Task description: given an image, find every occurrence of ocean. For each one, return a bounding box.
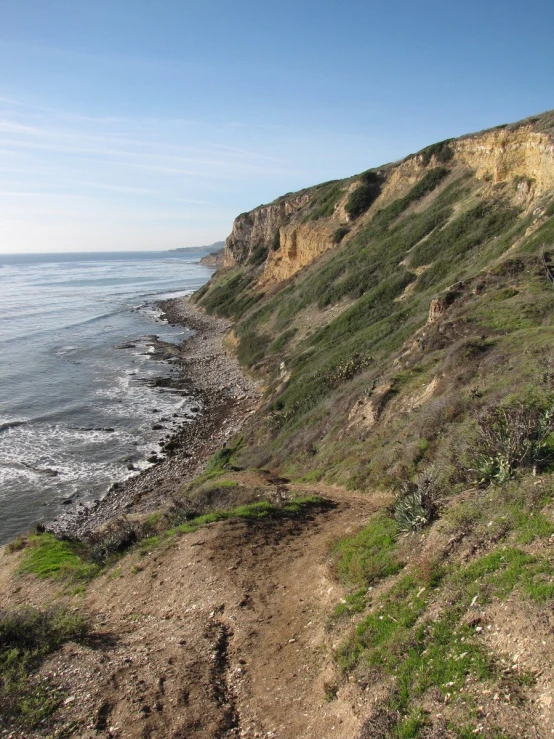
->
[0,250,215,544]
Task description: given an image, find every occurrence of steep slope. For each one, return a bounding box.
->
[4,110,554,739]
[189,109,554,735]
[219,112,554,286]
[194,110,554,490]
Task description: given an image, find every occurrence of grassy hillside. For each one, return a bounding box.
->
[194,120,554,490]
[4,111,554,739]
[190,112,554,735]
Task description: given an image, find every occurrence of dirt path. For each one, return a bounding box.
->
[215,485,387,739]
[3,485,387,738]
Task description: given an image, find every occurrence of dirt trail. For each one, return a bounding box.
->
[2,485,387,738]
[208,485,387,739]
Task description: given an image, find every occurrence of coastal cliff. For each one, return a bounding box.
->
[222,113,554,287]
[5,110,554,739]
[199,248,224,267]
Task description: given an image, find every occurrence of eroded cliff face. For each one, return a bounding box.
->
[223,192,311,268]
[223,120,554,286]
[262,221,335,284]
[455,126,554,195]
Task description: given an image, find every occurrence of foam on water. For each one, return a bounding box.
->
[0,250,214,543]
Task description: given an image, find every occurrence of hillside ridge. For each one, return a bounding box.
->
[222,112,554,286]
[4,109,554,738]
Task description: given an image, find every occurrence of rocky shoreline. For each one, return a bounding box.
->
[46,297,260,539]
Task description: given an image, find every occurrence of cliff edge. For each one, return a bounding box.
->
[4,110,554,739]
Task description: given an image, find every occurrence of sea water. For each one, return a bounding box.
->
[0,250,214,544]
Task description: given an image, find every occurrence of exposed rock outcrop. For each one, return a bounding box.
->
[428,296,450,324]
[348,382,395,430]
[262,221,336,284]
[455,127,554,195]
[222,118,554,289]
[200,249,224,268]
[427,286,463,323]
[223,192,311,267]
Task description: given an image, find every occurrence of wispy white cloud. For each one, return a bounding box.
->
[74,180,210,204]
[0,93,329,252]
[208,142,284,162]
[0,120,42,134]
[0,190,89,199]
[0,39,206,76]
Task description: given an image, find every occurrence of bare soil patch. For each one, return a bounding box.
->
[2,485,387,738]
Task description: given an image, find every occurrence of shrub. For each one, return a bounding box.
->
[237,330,269,366]
[467,396,554,485]
[0,606,89,653]
[345,176,381,219]
[204,438,243,474]
[248,243,269,266]
[410,200,520,269]
[205,443,238,474]
[308,181,345,220]
[5,537,27,553]
[85,518,137,565]
[199,270,259,319]
[269,327,297,353]
[0,606,90,730]
[332,226,350,244]
[394,474,437,532]
[372,167,450,232]
[418,139,454,166]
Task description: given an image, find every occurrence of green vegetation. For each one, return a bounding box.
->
[372,166,451,231]
[19,490,324,580]
[307,180,345,220]
[236,330,269,366]
[345,171,381,219]
[138,495,324,552]
[416,138,454,166]
[248,243,269,266]
[0,606,90,731]
[196,269,261,321]
[205,439,243,473]
[464,393,554,485]
[19,533,98,581]
[409,200,520,272]
[331,512,403,593]
[332,225,350,243]
[333,516,548,728]
[453,546,554,603]
[394,476,437,532]
[269,327,297,352]
[330,451,554,733]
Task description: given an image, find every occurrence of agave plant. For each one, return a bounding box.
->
[468,398,554,486]
[394,476,437,533]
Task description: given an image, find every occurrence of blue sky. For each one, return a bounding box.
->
[0,0,553,252]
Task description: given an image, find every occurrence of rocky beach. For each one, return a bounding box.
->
[46,297,260,539]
